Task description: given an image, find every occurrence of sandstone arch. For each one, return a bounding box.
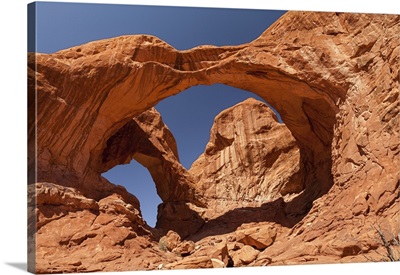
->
[29,8,399,221]
[29,11,399,272]
[30,12,345,199]
[30,9,398,211]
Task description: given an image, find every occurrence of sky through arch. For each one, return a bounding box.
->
[102,84,282,227]
[156,84,282,170]
[34,2,286,227]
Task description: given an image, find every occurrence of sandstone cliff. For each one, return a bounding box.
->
[28,10,399,273]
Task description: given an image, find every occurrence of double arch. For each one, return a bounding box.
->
[31,12,352,213]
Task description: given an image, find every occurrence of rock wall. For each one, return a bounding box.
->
[190,98,304,219]
[29,182,181,273]
[28,10,399,273]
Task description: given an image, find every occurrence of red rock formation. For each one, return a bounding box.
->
[30,182,166,273]
[28,10,399,273]
[102,108,201,204]
[158,231,181,252]
[190,98,304,219]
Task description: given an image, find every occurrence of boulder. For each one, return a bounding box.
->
[236,225,277,250]
[159,230,181,252]
[231,245,260,266]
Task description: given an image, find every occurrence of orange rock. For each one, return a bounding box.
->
[165,256,213,269]
[211,258,226,268]
[159,230,181,252]
[190,98,303,219]
[28,10,399,273]
[172,240,196,256]
[231,245,260,266]
[210,243,230,267]
[236,225,277,250]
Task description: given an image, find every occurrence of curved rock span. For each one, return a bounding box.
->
[28,11,399,273]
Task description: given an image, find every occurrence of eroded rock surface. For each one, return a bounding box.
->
[30,183,170,273]
[190,98,304,220]
[28,10,399,273]
[102,108,201,204]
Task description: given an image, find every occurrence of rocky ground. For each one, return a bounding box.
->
[28,11,399,273]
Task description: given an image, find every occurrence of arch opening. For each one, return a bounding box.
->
[101,159,161,227]
[31,34,342,237]
[99,82,331,234]
[155,83,283,169]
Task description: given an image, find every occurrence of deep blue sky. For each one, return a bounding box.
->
[33,2,285,227]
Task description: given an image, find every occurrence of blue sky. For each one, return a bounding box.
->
[33,2,285,227]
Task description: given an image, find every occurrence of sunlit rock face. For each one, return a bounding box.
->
[190,98,304,218]
[28,10,399,273]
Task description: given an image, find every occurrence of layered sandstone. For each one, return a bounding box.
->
[190,98,304,219]
[28,10,399,273]
[30,182,167,273]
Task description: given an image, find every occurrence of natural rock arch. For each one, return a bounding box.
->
[28,10,399,272]
[30,11,351,201]
[29,10,399,215]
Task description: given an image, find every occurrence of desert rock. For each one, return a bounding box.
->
[28,11,399,273]
[210,243,230,267]
[231,245,260,266]
[236,225,277,250]
[172,240,196,256]
[159,230,181,252]
[190,98,303,219]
